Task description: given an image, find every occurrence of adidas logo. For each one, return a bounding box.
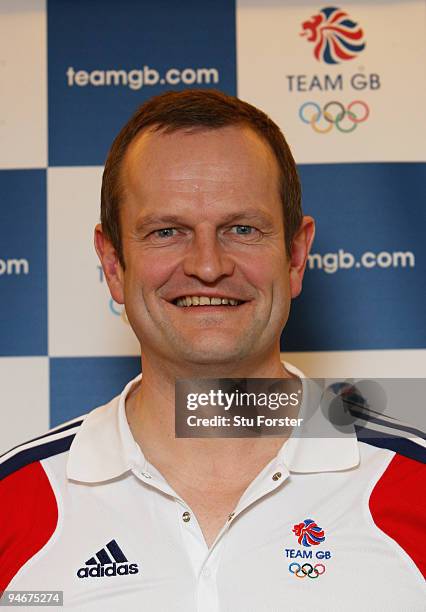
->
[77,539,139,579]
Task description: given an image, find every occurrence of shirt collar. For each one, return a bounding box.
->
[66,364,359,483]
[66,374,144,483]
[280,363,360,473]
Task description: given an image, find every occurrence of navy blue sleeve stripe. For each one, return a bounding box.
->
[0,419,84,460]
[349,407,425,440]
[0,434,77,481]
[356,426,426,464]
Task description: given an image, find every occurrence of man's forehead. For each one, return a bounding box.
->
[122,124,279,190]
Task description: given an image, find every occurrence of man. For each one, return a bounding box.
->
[1,90,424,610]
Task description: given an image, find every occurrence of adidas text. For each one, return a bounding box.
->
[77,562,139,578]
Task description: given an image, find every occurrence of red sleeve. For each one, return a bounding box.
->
[0,462,58,590]
[369,453,426,577]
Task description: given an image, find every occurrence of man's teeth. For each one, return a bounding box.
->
[175,296,242,307]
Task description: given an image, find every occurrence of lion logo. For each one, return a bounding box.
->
[300,6,366,64]
[293,519,326,547]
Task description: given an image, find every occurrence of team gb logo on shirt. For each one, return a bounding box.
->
[293,518,325,547]
[300,6,366,64]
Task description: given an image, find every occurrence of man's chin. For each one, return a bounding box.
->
[165,337,253,368]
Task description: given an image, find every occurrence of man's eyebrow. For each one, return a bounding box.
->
[134,210,275,232]
[218,210,275,225]
[134,214,184,232]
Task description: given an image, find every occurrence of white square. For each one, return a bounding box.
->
[0,356,49,454]
[237,0,426,163]
[48,167,140,357]
[283,349,426,378]
[0,0,47,169]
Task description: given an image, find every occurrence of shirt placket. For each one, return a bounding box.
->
[130,455,290,612]
[174,500,223,612]
[186,458,290,612]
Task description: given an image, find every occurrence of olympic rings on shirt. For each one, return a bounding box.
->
[288,562,326,579]
[299,101,369,133]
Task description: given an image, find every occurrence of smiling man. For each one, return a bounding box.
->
[98,94,311,378]
[1,91,424,611]
[103,126,294,370]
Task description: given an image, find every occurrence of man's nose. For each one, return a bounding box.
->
[182,226,235,283]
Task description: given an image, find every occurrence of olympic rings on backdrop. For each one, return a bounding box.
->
[347,100,370,123]
[288,562,326,579]
[299,100,369,133]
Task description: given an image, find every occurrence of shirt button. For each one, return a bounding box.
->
[272,471,282,481]
[141,472,152,479]
[182,511,191,522]
[203,567,211,578]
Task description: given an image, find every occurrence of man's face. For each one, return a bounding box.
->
[97,125,312,369]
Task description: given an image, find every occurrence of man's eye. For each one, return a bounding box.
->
[154,228,177,238]
[231,225,256,235]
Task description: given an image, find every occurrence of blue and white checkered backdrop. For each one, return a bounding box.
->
[1,0,425,452]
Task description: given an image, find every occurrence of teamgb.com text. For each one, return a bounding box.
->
[66,65,220,90]
[0,257,29,275]
[308,249,415,274]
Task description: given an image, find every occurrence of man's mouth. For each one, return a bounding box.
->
[173,296,245,307]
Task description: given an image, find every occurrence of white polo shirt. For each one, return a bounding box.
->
[1,364,424,611]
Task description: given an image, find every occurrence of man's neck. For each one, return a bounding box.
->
[125,352,296,484]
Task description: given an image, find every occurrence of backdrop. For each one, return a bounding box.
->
[1,0,425,453]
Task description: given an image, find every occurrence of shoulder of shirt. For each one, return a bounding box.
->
[0,414,88,482]
[355,422,426,465]
[323,380,426,465]
[361,420,426,579]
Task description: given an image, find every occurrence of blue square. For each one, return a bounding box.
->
[50,356,141,426]
[0,170,47,356]
[48,0,237,166]
[282,162,426,351]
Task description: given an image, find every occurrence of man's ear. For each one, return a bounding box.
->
[288,216,315,298]
[94,224,125,305]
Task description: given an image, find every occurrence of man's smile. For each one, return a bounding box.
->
[173,295,245,307]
